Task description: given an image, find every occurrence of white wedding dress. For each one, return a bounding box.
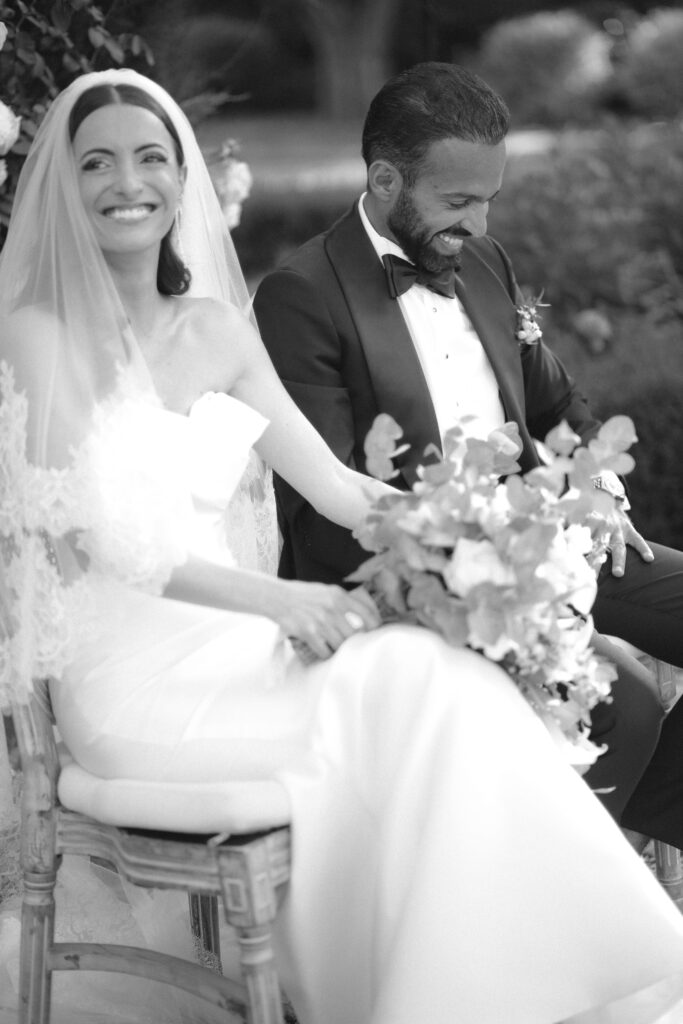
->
[3,377,683,1024]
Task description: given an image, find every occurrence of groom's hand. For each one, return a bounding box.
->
[607,511,654,576]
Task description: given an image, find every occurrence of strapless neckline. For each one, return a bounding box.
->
[126,340,259,426]
[155,389,259,424]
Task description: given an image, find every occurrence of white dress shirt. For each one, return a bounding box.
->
[358,195,505,443]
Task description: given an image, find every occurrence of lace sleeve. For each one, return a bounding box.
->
[224,452,279,575]
[1,365,197,703]
[0,363,91,702]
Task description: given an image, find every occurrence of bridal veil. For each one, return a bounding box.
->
[0,67,276,709]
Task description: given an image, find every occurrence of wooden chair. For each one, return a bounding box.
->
[4,688,293,1024]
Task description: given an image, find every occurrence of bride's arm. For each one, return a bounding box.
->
[163,306,389,657]
[165,555,380,659]
[228,316,393,529]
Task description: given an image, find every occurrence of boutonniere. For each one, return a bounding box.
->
[516,293,548,347]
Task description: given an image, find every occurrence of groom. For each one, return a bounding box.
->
[253,62,683,835]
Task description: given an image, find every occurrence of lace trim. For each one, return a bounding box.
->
[0,363,91,538]
[0,364,95,702]
[225,452,279,574]
[0,363,190,703]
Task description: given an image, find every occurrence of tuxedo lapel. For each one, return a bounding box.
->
[455,244,526,428]
[325,208,441,485]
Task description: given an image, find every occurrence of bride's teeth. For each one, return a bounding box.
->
[105,206,153,221]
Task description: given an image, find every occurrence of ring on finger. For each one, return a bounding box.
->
[344,610,365,631]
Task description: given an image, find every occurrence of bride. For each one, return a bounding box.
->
[2,68,683,1024]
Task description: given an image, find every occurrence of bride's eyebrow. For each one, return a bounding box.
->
[78,142,169,159]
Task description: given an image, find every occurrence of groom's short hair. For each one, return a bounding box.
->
[361,62,510,186]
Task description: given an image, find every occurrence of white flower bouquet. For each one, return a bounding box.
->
[349,413,638,768]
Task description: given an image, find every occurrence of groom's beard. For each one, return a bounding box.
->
[387,186,467,273]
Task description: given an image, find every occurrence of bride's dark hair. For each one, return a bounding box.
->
[68,83,192,296]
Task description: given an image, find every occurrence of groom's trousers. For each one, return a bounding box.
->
[586,541,683,835]
[583,632,665,820]
[620,695,683,848]
[593,542,683,669]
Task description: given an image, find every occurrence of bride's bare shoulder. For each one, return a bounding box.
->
[1,306,62,367]
[2,304,59,338]
[181,296,254,332]
[178,296,259,363]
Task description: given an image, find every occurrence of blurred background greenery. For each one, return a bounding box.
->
[1,0,682,547]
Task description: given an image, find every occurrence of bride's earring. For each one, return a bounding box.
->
[173,203,185,261]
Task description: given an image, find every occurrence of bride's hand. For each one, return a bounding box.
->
[273,581,382,660]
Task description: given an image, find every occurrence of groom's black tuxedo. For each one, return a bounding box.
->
[255,202,683,839]
[254,204,601,585]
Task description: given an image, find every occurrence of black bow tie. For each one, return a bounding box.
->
[382,253,462,300]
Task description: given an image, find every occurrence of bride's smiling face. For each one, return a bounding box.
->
[72,103,185,259]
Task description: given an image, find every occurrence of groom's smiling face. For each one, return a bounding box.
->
[386,137,506,272]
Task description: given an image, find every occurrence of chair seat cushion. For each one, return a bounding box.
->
[58,758,291,834]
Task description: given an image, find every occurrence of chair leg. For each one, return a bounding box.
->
[654,659,678,707]
[216,835,287,1024]
[654,841,683,908]
[18,870,56,1024]
[188,893,222,970]
[235,924,285,1024]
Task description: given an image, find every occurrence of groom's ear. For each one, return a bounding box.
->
[368,160,402,203]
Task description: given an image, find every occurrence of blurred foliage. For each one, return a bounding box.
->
[487,123,683,322]
[144,0,399,117]
[142,1,295,107]
[547,315,683,549]
[0,0,153,248]
[610,7,683,119]
[234,197,352,284]
[601,383,683,549]
[131,2,683,121]
[472,6,683,126]
[475,9,613,126]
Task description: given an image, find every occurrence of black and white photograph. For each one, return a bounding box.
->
[1,2,683,1022]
